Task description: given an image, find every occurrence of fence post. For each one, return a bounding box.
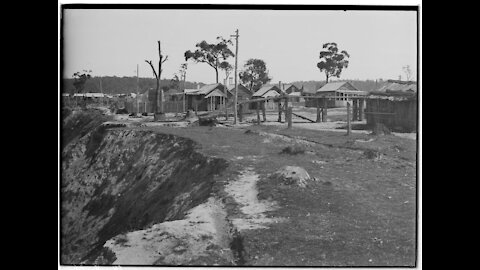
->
[347,102,351,135]
[284,97,289,121]
[322,98,328,122]
[238,103,243,122]
[225,98,229,120]
[359,98,364,121]
[278,101,282,122]
[287,107,292,129]
[316,98,321,122]
[353,98,358,121]
[262,101,266,122]
[256,101,261,125]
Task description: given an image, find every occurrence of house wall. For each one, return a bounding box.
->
[365,98,417,132]
[186,95,227,112]
[305,98,336,108]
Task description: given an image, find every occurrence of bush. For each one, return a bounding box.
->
[280,144,305,155]
[364,149,381,160]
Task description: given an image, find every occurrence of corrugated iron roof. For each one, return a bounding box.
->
[252,85,282,97]
[376,81,417,92]
[205,89,227,98]
[184,89,200,95]
[226,84,250,92]
[317,81,359,92]
[197,83,224,95]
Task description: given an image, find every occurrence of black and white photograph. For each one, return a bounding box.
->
[59,1,421,267]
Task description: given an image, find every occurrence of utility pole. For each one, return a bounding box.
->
[99,77,104,106]
[136,64,139,114]
[183,65,187,112]
[231,29,239,125]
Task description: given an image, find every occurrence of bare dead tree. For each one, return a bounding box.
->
[145,41,168,115]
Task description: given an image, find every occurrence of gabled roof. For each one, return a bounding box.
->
[205,89,226,98]
[282,84,299,90]
[317,81,359,92]
[226,84,251,93]
[197,83,224,95]
[252,85,282,97]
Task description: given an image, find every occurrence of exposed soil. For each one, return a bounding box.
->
[60,107,417,266]
[61,110,229,264]
[102,197,235,265]
[224,168,286,231]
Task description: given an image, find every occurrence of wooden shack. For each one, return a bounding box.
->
[316,81,367,108]
[365,91,417,132]
[251,85,282,110]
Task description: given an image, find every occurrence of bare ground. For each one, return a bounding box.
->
[68,106,417,266]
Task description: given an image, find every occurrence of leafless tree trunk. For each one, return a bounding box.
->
[145,41,168,114]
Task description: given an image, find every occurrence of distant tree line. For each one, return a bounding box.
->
[62,76,204,95]
[63,76,393,95]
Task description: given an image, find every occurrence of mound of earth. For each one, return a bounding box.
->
[269,166,312,188]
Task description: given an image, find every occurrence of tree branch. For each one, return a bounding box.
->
[145,60,159,79]
[162,55,169,64]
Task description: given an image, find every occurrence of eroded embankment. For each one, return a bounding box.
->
[61,117,229,264]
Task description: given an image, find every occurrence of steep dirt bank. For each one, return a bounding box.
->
[61,113,228,264]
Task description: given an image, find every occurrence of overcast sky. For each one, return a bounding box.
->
[62,8,417,84]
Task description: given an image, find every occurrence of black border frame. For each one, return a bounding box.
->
[59,4,420,268]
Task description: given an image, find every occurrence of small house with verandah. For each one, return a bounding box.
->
[251,84,283,110]
[185,83,228,111]
[365,80,417,132]
[316,81,367,108]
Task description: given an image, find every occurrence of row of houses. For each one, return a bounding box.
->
[63,79,417,132]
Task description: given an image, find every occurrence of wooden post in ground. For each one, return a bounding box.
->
[353,98,358,121]
[278,101,282,122]
[262,101,266,122]
[316,98,321,122]
[287,107,292,129]
[238,103,243,122]
[359,98,364,121]
[322,98,328,122]
[284,96,289,122]
[256,101,261,125]
[347,102,351,135]
[225,97,228,120]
